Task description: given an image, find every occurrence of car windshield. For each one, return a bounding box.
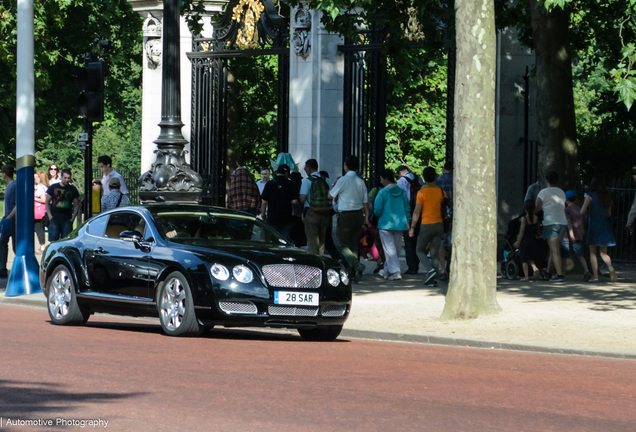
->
[152,211,289,245]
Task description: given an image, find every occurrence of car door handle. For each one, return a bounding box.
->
[95,247,105,254]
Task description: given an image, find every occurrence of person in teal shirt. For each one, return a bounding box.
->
[373,169,411,280]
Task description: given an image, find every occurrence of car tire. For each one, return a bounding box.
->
[506,261,518,280]
[298,325,343,342]
[158,271,203,337]
[46,264,89,326]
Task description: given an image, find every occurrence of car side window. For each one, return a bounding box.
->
[104,212,145,239]
[87,215,108,237]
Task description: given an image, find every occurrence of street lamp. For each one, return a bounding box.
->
[139,0,203,204]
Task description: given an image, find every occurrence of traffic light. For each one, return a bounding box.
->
[77,61,104,122]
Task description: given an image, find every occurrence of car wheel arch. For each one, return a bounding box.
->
[153,264,199,304]
[45,256,81,294]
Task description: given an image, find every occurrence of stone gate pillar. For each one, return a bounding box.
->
[287,2,344,178]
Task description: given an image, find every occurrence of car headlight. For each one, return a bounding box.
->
[233,265,254,283]
[327,269,340,287]
[210,263,230,281]
[340,269,349,285]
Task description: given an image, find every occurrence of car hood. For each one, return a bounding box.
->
[168,241,339,268]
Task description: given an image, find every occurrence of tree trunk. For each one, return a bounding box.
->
[527,1,579,190]
[441,0,501,320]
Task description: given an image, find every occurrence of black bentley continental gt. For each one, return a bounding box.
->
[41,205,351,340]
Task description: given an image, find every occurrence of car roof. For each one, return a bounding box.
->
[141,204,255,218]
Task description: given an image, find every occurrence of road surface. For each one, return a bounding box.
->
[1,305,635,431]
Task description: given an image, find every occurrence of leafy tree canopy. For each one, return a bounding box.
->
[0,0,143,175]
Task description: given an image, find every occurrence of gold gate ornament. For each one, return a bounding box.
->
[232,0,265,49]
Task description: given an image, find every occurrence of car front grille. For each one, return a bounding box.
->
[262,265,322,288]
[268,305,319,317]
[321,304,347,317]
[218,301,258,315]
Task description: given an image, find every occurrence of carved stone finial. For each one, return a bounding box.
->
[143,14,162,38]
[292,4,311,58]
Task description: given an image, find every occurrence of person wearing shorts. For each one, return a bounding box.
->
[560,190,592,281]
[535,171,567,281]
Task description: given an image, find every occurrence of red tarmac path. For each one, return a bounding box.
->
[1,304,635,431]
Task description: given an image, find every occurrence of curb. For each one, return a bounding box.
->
[0,295,46,309]
[3,294,636,361]
[341,328,636,360]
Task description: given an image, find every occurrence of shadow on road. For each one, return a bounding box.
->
[0,380,144,417]
[353,268,636,312]
[497,278,636,311]
[80,320,350,343]
[353,273,447,296]
[84,321,161,335]
[204,327,350,343]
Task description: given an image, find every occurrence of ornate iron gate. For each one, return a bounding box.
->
[187,0,289,206]
[339,31,387,188]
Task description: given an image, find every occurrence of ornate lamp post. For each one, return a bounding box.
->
[139,0,203,203]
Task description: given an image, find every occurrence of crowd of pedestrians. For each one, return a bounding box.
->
[0,156,131,279]
[3,150,628,288]
[244,155,454,285]
[514,171,618,283]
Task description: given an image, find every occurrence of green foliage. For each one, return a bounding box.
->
[573,55,636,178]
[300,0,451,175]
[385,51,448,176]
[0,0,142,173]
[227,55,280,176]
[524,0,636,111]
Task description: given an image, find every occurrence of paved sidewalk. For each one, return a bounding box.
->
[2,250,635,359]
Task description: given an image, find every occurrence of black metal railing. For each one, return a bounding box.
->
[608,177,636,262]
[340,35,387,189]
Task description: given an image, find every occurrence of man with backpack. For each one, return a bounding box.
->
[299,159,332,255]
[328,155,369,283]
[397,166,422,274]
[435,161,453,282]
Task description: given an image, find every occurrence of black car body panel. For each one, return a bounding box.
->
[41,205,352,330]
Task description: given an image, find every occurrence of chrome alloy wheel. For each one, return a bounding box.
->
[48,269,73,320]
[160,277,187,331]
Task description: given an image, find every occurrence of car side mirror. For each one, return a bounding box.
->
[120,230,143,243]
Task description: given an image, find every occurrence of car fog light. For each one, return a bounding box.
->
[340,269,349,285]
[211,264,230,281]
[327,269,340,287]
[233,265,254,283]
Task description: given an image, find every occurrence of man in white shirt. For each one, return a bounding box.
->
[256,167,271,195]
[328,155,369,282]
[535,171,567,281]
[98,155,129,195]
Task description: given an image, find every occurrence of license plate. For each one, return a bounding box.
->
[274,291,319,306]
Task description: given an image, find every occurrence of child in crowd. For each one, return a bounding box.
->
[513,200,541,281]
[561,190,592,281]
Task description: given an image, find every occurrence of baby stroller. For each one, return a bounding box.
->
[500,215,523,280]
